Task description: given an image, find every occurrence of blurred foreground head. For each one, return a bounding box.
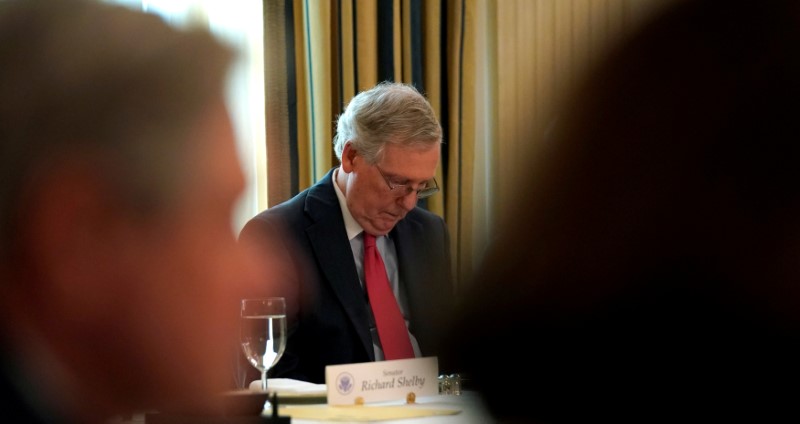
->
[447,0,800,421]
[0,0,261,422]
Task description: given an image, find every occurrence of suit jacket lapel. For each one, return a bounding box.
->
[304,170,374,359]
[392,214,425,319]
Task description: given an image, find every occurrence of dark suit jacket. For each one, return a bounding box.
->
[239,168,454,384]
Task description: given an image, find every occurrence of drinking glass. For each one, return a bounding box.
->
[240,297,287,398]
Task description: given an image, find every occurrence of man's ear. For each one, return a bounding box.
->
[341,142,358,173]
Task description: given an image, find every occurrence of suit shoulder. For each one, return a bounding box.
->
[408,206,446,225]
[250,190,308,221]
[239,191,309,239]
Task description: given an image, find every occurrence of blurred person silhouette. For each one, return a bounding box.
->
[239,82,454,384]
[0,0,264,422]
[445,0,800,422]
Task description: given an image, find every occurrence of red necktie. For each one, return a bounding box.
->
[363,233,415,360]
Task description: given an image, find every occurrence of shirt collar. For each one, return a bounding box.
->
[332,168,364,241]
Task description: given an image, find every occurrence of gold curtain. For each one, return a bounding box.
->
[262,0,673,291]
[494,0,674,216]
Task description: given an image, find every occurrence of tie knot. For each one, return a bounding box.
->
[363,232,376,248]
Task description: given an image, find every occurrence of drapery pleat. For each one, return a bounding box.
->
[444,0,476,292]
[262,0,673,291]
[377,0,393,81]
[263,0,293,206]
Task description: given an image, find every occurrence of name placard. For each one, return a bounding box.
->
[325,356,439,405]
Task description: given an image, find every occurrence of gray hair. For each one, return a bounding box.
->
[332,81,443,164]
[0,0,233,260]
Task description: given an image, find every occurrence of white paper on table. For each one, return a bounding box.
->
[248,378,327,398]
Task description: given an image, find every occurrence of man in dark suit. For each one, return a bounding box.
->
[240,82,454,384]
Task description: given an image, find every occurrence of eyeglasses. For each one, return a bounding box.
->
[375,164,440,199]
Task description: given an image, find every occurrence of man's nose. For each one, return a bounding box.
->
[397,190,418,211]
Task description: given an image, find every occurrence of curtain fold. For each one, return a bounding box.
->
[263,0,292,206]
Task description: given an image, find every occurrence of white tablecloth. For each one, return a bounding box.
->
[275,391,496,424]
[119,383,496,423]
